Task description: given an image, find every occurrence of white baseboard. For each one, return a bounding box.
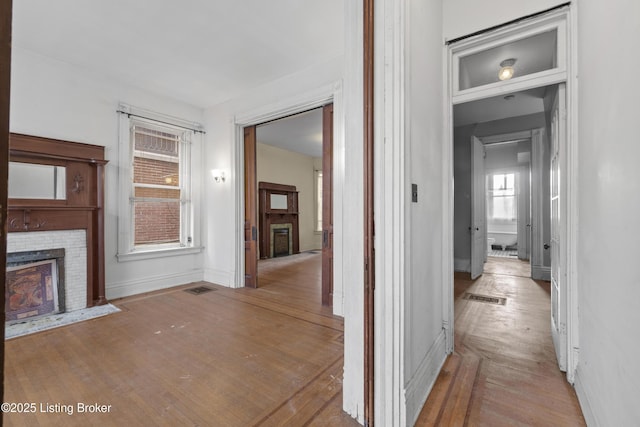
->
[574,368,598,426]
[204,268,235,287]
[332,290,344,317]
[404,330,448,426]
[106,270,204,300]
[531,265,551,281]
[454,258,470,272]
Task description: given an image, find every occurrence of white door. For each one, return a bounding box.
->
[550,83,567,371]
[517,165,530,261]
[471,136,486,279]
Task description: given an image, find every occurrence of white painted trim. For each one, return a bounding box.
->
[453,69,567,105]
[531,127,546,274]
[232,82,343,303]
[480,130,532,145]
[117,246,203,262]
[531,265,551,281]
[374,0,406,424]
[203,268,234,288]
[404,330,448,427]
[574,368,598,426]
[451,7,569,100]
[565,2,580,383]
[454,258,471,273]
[446,4,579,386]
[106,270,204,300]
[442,29,455,357]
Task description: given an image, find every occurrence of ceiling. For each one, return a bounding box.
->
[12,0,344,109]
[454,87,547,126]
[257,108,323,158]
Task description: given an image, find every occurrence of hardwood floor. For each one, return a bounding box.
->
[5,253,587,426]
[4,252,359,426]
[416,257,585,426]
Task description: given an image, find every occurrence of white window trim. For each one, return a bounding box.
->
[117,104,204,262]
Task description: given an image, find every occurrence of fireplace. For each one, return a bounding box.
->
[259,182,300,259]
[273,228,290,257]
[7,133,107,307]
[6,248,65,322]
[269,223,294,257]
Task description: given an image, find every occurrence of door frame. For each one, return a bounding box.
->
[444,5,580,382]
[234,82,345,314]
[470,135,486,279]
[477,131,535,267]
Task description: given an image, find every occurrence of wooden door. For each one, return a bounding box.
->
[1,0,13,402]
[244,126,258,288]
[322,104,334,306]
[550,83,567,370]
[471,135,486,279]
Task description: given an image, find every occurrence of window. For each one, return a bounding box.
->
[117,105,203,260]
[132,123,188,246]
[487,173,516,221]
[315,169,323,232]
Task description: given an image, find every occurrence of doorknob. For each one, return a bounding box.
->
[544,243,550,250]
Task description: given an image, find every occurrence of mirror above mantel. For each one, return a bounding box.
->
[8,162,67,200]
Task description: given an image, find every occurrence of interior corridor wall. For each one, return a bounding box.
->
[574,1,640,425]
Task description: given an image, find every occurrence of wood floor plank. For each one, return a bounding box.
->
[4,252,358,426]
[416,258,586,426]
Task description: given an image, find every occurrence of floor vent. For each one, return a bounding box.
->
[464,292,506,305]
[184,286,216,295]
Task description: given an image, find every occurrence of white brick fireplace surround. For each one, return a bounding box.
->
[7,230,87,312]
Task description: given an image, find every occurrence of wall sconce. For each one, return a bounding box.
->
[211,169,226,183]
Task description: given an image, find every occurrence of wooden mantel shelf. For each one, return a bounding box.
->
[8,133,108,307]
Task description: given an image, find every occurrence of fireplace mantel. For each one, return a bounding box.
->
[8,133,108,307]
[258,182,300,259]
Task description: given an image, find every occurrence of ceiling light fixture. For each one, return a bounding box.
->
[498,58,517,81]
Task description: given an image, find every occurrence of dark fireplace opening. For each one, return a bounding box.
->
[273,228,290,257]
[6,248,65,323]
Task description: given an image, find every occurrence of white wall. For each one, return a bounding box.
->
[374,0,446,424]
[574,1,640,425]
[256,142,321,253]
[9,47,206,300]
[404,0,446,423]
[200,40,363,419]
[444,0,567,41]
[201,56,342,288]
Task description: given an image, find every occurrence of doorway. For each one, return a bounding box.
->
[243,104,334,308]
[446,6,578,381]
[470,130,536,279]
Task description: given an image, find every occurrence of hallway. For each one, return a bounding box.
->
[416,258,585,426]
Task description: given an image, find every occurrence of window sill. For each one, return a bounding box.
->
[117,246,204,262]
